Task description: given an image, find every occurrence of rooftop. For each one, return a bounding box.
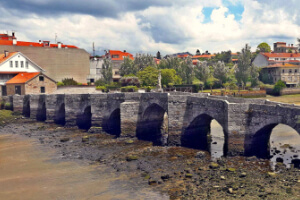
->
[261,52,300,58]
[0,52,18,64]
[6,72,40,84]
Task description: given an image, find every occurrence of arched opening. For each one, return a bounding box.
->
[76,106,92,130]
[136,104,167,146]
[23,98,30,118]
[247,124,300,167]
[181,114,227,157]
[102,108,121,136]
[55,103,65,125]
[269,124,300,169]
[36,102,46,121]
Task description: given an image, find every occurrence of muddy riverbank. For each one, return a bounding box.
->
[0,115,299,199]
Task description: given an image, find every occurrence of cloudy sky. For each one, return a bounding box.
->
[0,0,299,56]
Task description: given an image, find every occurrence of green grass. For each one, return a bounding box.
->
[0,110,15,126]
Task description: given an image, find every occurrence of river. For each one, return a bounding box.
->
[0,133,168,200]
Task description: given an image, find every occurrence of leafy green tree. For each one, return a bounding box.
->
[102,58,113,84]
[161,68,182,86]
[273,80,286,95]
[257,42,271,53]
[249,64,260,87]
[137,66,159,86]
[194,61,210,83]
[206,76,218,93]
[158,57,181,69]
[213,61,228,85]
[120,56,137,76]
[235,44,252,89]
[134,53,156,70]
[177,57,194,84]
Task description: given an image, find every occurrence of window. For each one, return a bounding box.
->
[10,61,13,68]
[15,61,18,68]
[21,61,24,68]
[111,55,119,58]
[295,69,298,73]
[90,79,94,83]
[40,87,45,93]
[39,76,44,81]
[26,61,28,69]
[282,69,284,73]
[289,69,292,73]
[114,70,119,75]
[275,58,279,61]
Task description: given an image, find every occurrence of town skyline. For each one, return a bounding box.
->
[0,0,299,56]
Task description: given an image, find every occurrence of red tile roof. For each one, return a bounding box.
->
[6,72,40,84]
[192,54,215,59]
[0,40,78,49]
[108,50,134,61]
[0,52,18,64]
[261,52,300,58]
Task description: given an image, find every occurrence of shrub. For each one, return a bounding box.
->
[62,78,78,86]
[96,86,107,92]
[273,80,286,95]
[57,82,64,86]
[121,86,138,92]
[95,78,106,86]
[0,101,5,109]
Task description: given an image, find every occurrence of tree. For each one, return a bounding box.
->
[213,61,228,85]
[196,49,201,55]
[273,80,286,95]
[120,56,137,76]
[249,64,260,87]
[134,53,156,70]
[161,68,182,86]
[194,61,210,83]
[257,42,271,53]
[235,44,252,89]
[158,57,181,70]
[156,51,161,59]
[102,58,113,84]
[206,76,218,93]
[177,57,194,84]
[137,66,159,86]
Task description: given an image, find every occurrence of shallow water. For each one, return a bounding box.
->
[0,134,168,200]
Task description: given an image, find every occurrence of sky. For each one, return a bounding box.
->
[0,0,299,56]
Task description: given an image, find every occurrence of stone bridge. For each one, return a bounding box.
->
[2,92,300,158]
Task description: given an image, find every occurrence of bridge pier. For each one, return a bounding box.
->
[30,95,47,121]
[12,95,25,114]
[120,102,140,137]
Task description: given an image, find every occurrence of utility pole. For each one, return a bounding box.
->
[55,33,57,43]
[93,42,95,57]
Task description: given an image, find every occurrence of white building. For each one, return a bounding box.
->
[253,52,300,67]
[86,56,104,84]
[0,50,45,95]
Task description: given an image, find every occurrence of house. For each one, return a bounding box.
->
[273,42,298,53]
[105,50,134,81]
[165,52,193,59]
[0,32,90,83]
[253,52,300,67]
[261,63,300,87]
[86,56,105,84]
[0,51,56,95]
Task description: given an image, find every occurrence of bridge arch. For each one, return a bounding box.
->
[55,103,65,125]
[37,102,46,121]
[136,103,168,146]
[181,113,228,156]
[76,105,92,130]
[23,96,30,118]
[245,122,300,159]
[102,108,121,136]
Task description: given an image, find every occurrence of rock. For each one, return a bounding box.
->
[161,174,170,181]
[185,173,193,178]
[226,168,236,172]
[195,151,206,159]
[228,188,235,194]
[125,139,134,144]
[82,135,89,143]
[246,156,257,161]
[240,172,247,178]
[126,155,138,161]
[220,176,226,180]
[148,179,157,185]
[209,162,219,169]
[60,137,70,142]
[267,172,277,177]
[286,187,293,194]
[276,157,284,163]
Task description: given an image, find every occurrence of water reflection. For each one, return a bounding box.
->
[269,124,300,170]
[210,120,225,160]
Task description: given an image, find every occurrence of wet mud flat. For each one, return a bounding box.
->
[1,118,300,200]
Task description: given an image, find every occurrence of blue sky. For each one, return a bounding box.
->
[0,0,299,56]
